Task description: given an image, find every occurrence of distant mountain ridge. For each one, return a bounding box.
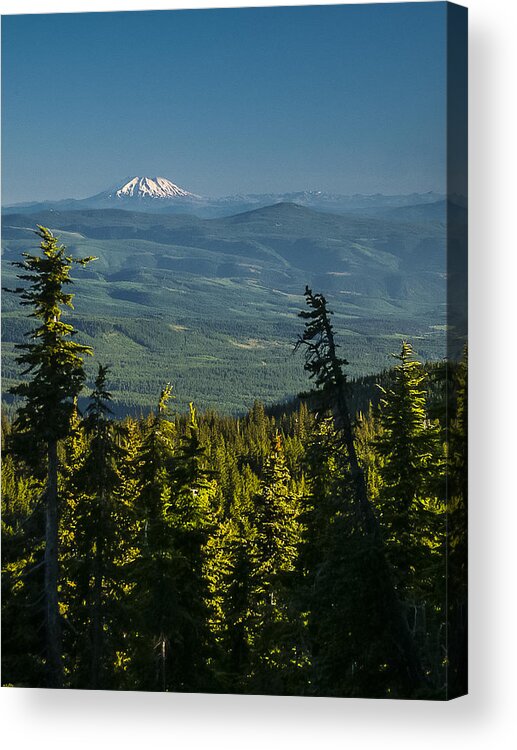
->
[2,200,449,290]
[3,175,455,219]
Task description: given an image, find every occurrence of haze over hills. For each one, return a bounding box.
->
[1,196,460,414]
[2,174,454,220]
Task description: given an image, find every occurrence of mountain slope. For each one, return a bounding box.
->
[112,176,199,200]
[2,203,448,414]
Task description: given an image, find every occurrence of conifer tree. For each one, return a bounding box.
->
[374,343,445,691]
[206,473,256,692]
[59,401,89,684]
[5,226,95,688]
[80,365,129,688]
[1,235,465,697]
[127,385,177,690]
[1,417,47,686]
[375,342,443,593]
[203,515,241,690]
[127,390,214,690]
[446,347,468,697]
[295,287,424,696]
[107,415,141,688]
[167,403,216,690]
[246,434,304,693]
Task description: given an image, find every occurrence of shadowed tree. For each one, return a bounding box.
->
[295,286,424,696]
[78,364,131,688]
[127,384,177,690]
[445,347,468,697]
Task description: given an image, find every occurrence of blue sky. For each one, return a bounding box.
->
[2,3,447,203]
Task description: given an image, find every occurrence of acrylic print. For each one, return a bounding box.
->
[1,2,467,699]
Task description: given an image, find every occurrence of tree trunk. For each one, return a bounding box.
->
[45,440,63,688]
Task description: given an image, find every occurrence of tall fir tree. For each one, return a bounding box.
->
[5,226,95,688]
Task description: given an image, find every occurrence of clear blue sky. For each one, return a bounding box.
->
[2,3,447,203]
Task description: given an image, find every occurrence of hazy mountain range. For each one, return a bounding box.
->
[1,177,466,414]
[2,174,461,220]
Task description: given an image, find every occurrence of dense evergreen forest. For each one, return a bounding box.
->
[1,227,467,699]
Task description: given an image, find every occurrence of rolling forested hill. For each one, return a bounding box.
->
[2,202,449,414]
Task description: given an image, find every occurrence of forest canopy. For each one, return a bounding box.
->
[1,228,467,699]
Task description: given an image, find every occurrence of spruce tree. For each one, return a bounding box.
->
[5,226,95,688]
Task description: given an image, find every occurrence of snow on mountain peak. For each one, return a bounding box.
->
[115,176,199,200]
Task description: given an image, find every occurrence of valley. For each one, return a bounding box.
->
[1,201,451,415]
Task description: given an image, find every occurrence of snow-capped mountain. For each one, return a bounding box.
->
[2,177,449,220]
[110,176,200,200]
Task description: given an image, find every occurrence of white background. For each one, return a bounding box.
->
[1,0,515,748]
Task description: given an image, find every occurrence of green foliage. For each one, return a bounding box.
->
[445,348,468,697]
[60,368,135,689]
[1,242,466,698]
[1,418,46,686]
[2,372,463,696]
[245,435,305,693]
[3,227,96,688]
[373,343,447,692]
[5,226,95,442]
[375,342,444,589]
[294,289,433,697]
